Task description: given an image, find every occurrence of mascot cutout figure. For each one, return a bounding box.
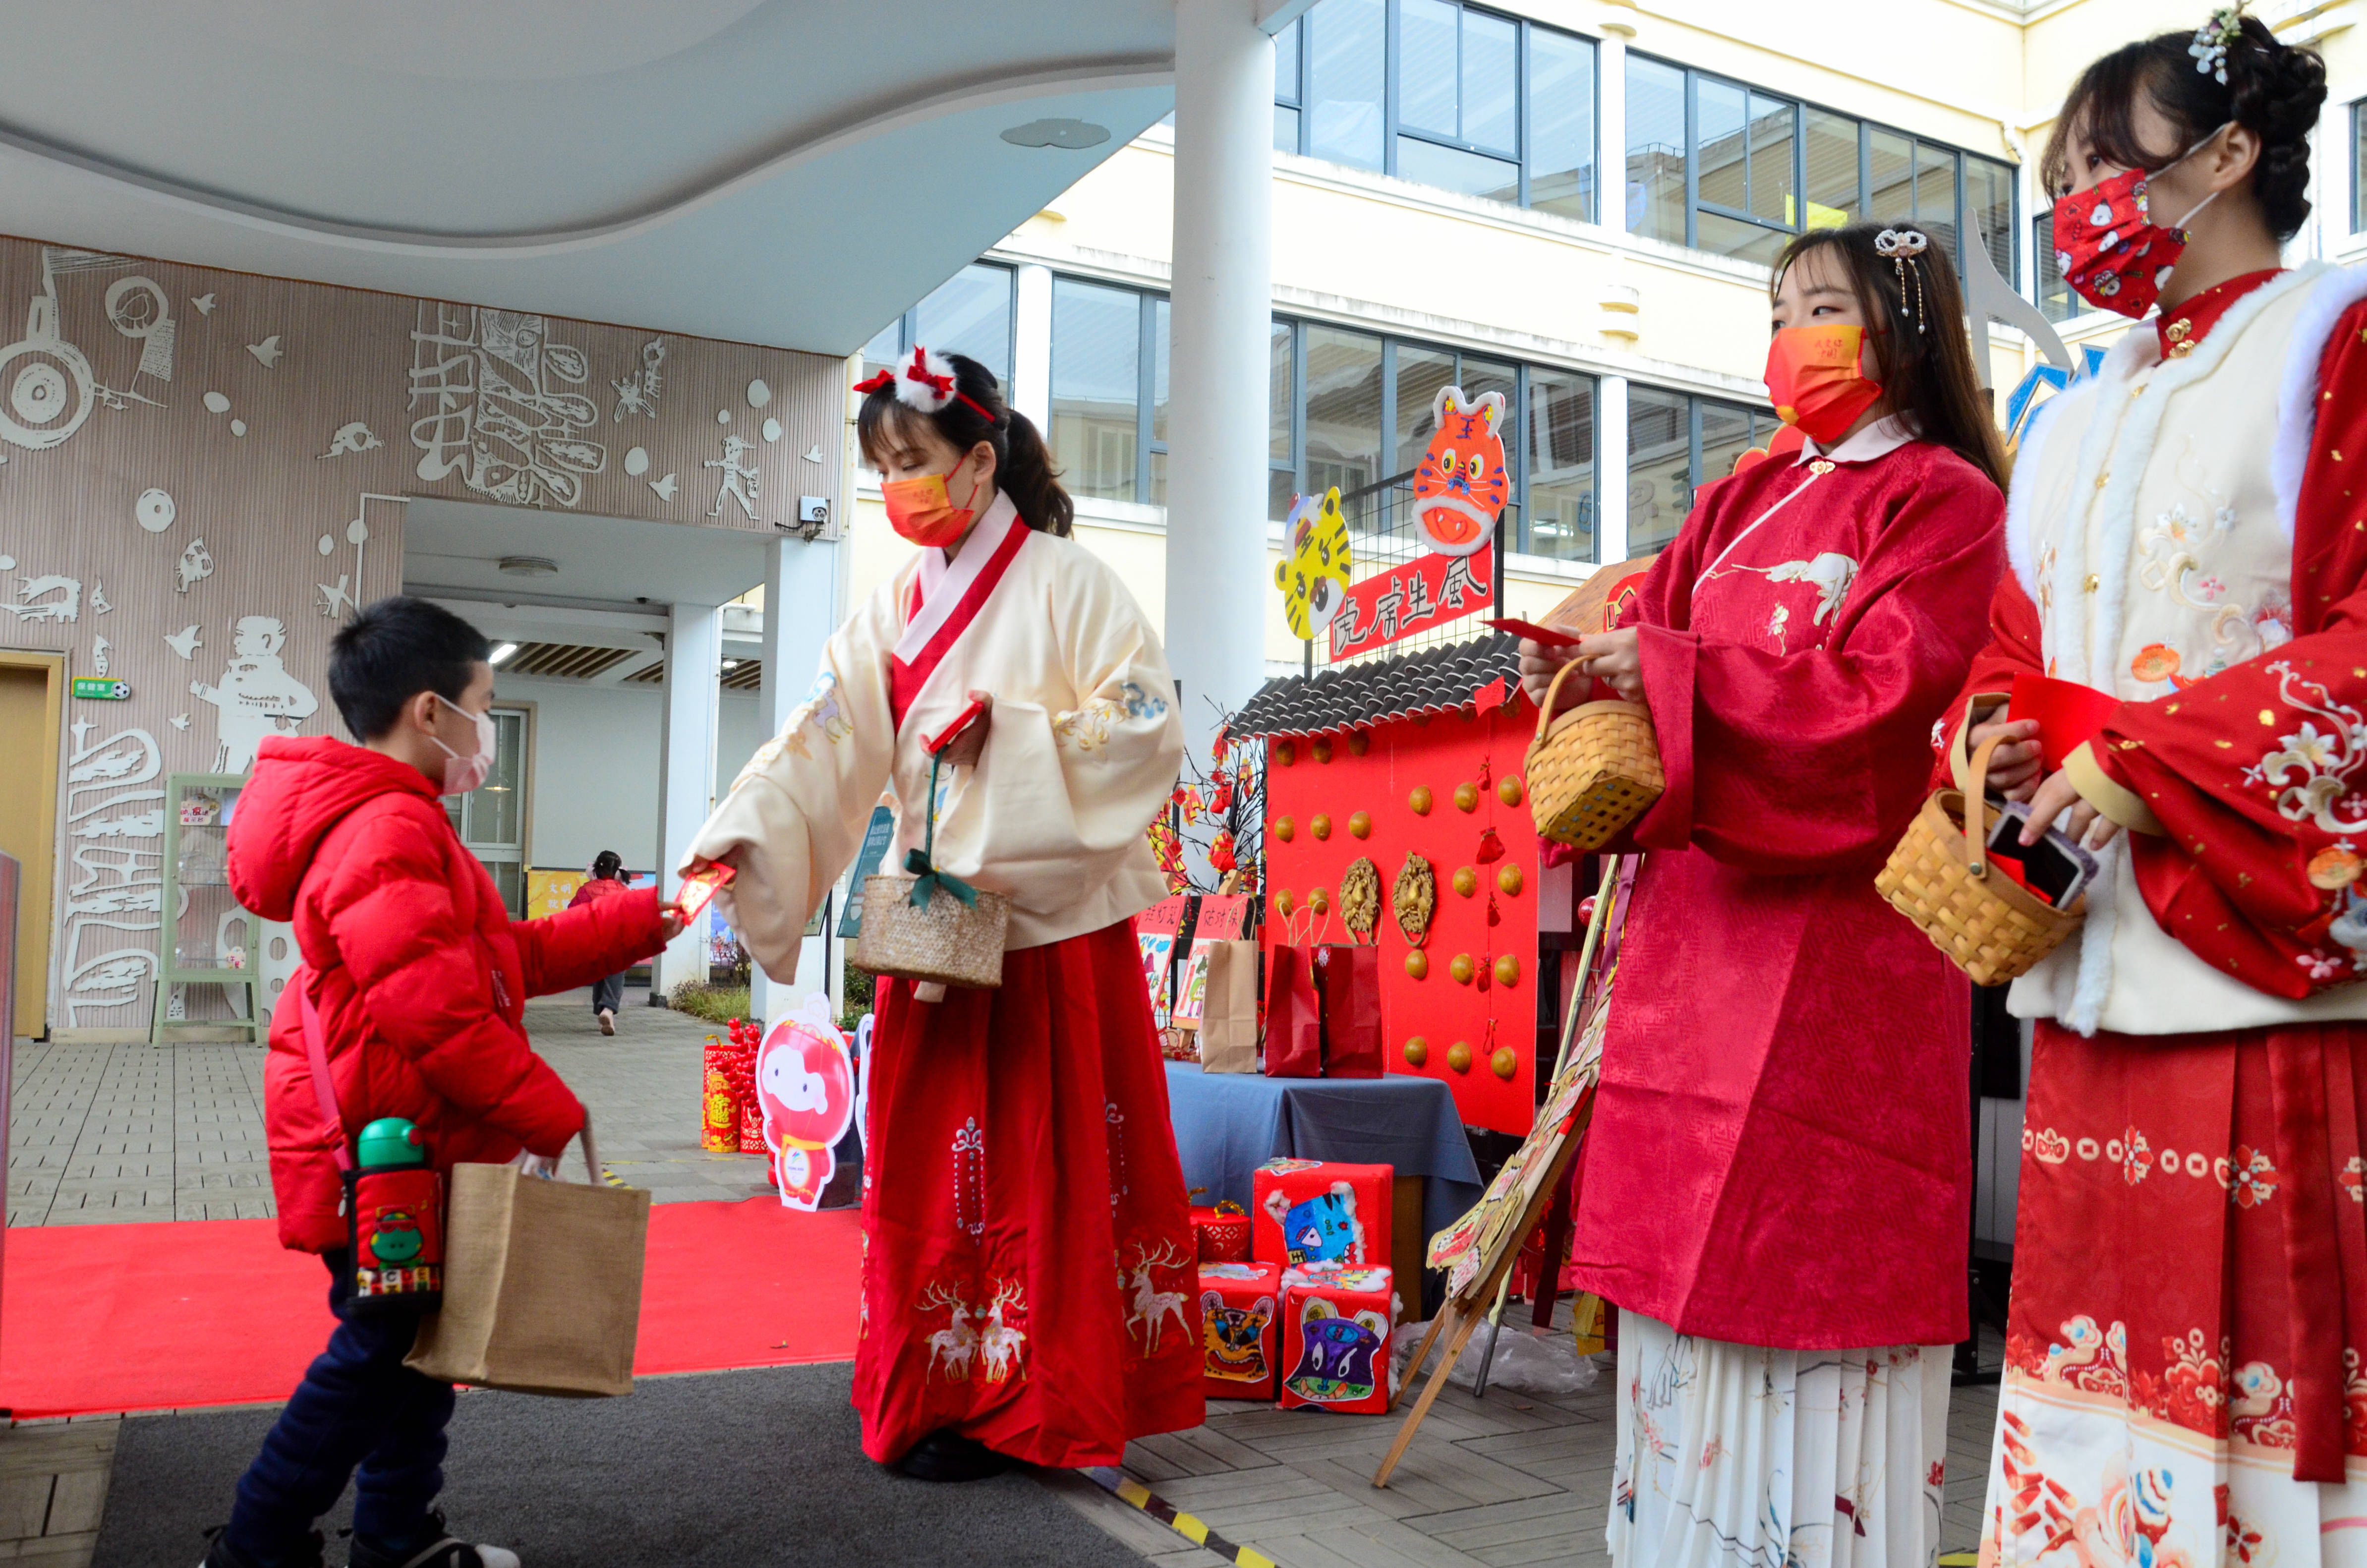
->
[755,992,857,1211]
[1410,385,1508,557]
[1274,486,1351,639]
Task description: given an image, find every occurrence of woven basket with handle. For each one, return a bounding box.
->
[1874,733,2082,986]
[1523,657,1665,852]
[853,751,1009,989]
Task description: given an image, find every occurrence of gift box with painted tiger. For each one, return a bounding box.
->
[1197,1261,1281,1400]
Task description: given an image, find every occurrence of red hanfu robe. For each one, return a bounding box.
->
[1565,419,2005,1350]
[1950,271,2367,1554]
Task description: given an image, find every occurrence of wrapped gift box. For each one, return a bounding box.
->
[1197,1262,1283,1400]
[1278,1264,1398,1414]
[1252,1158,1391,1270]
[1192,1202,1252,1264]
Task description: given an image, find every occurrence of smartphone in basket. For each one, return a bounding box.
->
[1984,803,2101,909]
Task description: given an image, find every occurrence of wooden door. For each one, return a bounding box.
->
[0,655,63,1038]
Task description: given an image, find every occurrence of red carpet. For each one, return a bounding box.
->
[0,1199,863,1418]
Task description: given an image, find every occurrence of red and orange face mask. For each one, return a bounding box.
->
[880,462,983,547]
[1764,324,1883,446]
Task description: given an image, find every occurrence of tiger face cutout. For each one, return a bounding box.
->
[1273,486,1351,639]
[1411,386,1509,559]
[1201,1290,1276,1385]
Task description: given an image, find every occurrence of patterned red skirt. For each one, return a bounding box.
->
[851,918,1204,1467]
[1980,1022,2367,1568]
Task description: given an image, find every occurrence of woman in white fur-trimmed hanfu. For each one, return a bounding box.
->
[1944,14,2367,1568]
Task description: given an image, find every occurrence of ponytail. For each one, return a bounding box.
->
[857,351,1074,537]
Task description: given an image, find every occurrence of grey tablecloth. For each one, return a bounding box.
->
[1163,1062,1483,1256]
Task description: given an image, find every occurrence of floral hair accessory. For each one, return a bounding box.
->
[1874,228,1931,333]
[852,345,999,423]
[2190,4,2244,85]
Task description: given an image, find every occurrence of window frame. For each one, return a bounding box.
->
[1268,315,1601,564]
[2354,99,2367,234]
[1047,273,1169,508]
[1626,48,2018,288]
[1274,0,1599,223]
[1623,387,1779,556]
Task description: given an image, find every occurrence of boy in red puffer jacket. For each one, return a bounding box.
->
[208,597,678,1568]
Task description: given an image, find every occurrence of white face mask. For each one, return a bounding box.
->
[430,694,497,796]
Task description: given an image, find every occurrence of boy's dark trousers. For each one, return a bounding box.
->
[591,971,625,1015]
[226,1249,455,1562]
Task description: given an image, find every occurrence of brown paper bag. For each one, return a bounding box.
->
[1197,940,1261,1073]
[406,1121,650,1398]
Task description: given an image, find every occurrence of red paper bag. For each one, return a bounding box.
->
[1263,945,1321,1078]
[1312,944,1383,1079]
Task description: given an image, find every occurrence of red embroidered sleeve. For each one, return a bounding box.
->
[1932,570,2045,792]
[2089,296,2367,997]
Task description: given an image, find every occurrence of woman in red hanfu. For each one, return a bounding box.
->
[686,348,1198,1481]
[1519,223,2009,1568]
[1939,16,2367,1568]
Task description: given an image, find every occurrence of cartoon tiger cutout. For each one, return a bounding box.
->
[1410,385,1509,558]
[1200,1290,1276,1386]
[1283,1296,1390,1404]
[1273,486,1351,639]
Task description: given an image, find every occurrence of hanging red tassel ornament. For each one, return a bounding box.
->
[1210,778,1233,816]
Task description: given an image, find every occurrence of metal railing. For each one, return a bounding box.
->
[1304,469,1513,670]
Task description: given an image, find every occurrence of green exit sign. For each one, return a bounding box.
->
[72,677,130,701]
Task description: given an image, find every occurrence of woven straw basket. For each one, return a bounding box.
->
[853,873,1010,990]
[1874,733,2082,987]
[1524,657,1665,852]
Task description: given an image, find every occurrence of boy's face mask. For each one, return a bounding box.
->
[430,694,498,796]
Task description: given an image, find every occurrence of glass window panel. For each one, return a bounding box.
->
[2356,103,2366,231]
[2034,206,2078,324]
[1149,450,1168,510]
[1625,388,1692,554]
[1302,324,1385,527]
[1527,28,1595,222]
[912,263,1014,386]
[464,711,526,849]
[1152,298,1171,445]
[1394,346,1457,475]
[1746,93,1795,226]
[1275,16,1300,104]
[1698,211,1789,269]
[860,319,902,380]
[1460,353,1519,417]
[1625,57,1687,242]
[1461,8,1518,153]
[1696,77,1747,215]
[1914,141,1959,261]
[1307,0,1386,171]
[1397,0,1459,138]
[1396,136,1519,202]
[1803,110,1860,228]
[1699,399,1759,489]
[1050,279,1142,504]
[1966,155,2016,288]
[1868,128,1914,225]
[1274,104,1301,154]
[1270,467,1301,524]
[1270,319,1295,464]
[1524,370,1596,563]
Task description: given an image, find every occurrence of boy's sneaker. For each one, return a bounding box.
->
[199,1526,324,1568]
[346,1513,519,1568]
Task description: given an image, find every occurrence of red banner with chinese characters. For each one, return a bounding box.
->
[1327,544,1494,658]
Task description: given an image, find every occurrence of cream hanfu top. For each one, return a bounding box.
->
[685,493,1185,982]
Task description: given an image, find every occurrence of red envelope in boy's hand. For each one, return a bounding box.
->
[674,861,735,923]
[2009,674,2123,772]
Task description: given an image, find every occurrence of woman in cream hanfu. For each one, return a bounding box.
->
[1947,16,2367,1568]
[1519,223,2009,1568]
[686,348,1198,1482]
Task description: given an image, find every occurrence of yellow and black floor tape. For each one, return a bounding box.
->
[1939,1553,1978,1565]
[1081,1466,1279,1568]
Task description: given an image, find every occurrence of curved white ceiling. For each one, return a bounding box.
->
[0,0,1178,353]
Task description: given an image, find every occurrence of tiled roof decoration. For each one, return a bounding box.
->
[1233,632,1523,738]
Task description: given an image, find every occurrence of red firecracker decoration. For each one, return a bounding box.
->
[700,1036,739,1152]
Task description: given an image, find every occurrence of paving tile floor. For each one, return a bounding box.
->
[7,987,774,1226]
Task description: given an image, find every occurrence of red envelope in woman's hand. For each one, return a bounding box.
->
[2009,674,2123,772]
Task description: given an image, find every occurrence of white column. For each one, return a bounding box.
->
[748,535,841,1022]
[655,600,722,998]
[1165,0,1274,759]
[1013,263,1053,428]
[1596,374,1629,565]
[1598,28,1630,234]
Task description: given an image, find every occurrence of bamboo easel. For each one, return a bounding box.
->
[1373,858,1624,1489]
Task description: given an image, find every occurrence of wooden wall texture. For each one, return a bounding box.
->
[0,232,844,1035]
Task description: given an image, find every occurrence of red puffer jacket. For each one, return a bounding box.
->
[229,735,668,1252]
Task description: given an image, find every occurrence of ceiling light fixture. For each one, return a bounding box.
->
[489,642,519,666]
[1000,118,1110,150]
[722,659,740,670]
[497,555,558,577]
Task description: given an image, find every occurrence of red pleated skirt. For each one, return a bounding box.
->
[851,918,1204,1467]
